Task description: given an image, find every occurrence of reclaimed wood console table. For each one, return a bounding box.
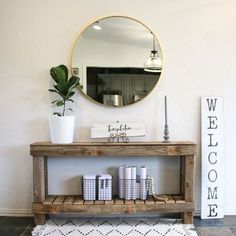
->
[30,142,196,225]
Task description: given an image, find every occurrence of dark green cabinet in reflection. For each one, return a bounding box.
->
[94,74,159,106]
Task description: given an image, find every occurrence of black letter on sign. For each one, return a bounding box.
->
[208,169,217,182]
[207,98,217,112]
[207,116,218,129]
[208,134,218,147]
[208,152,217,164]
[207,187,218,199]
[208,204,218,217]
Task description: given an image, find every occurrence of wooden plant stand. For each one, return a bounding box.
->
[30,142,196,225]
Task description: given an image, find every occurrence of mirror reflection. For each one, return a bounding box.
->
[72,16,163,107]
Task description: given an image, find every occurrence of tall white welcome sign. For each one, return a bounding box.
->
[201,97,224,219]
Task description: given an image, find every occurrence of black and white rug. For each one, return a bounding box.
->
[32,218,198,236]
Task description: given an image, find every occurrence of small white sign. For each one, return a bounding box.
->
[201,97,224,219]
[91,122,146,138]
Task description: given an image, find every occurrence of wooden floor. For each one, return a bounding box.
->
[0,216,236,235]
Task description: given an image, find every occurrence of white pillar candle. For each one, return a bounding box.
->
[140,166,147,200]
[165,96,168,125]
[131,166,137,200]
[125,166,132,200]
[118,165,126,198]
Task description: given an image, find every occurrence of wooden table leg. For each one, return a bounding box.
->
[181,155,195,224]
[33,156,47,225]
[34,214,46,225]
[180,156,185,196]
[183,212,193,224]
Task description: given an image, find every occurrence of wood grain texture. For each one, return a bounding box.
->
[135,200,145,205]
[33,156,46,224]
[125,200,134,205]
[166,196,175,204]
[64,196,75,205]
[74,196,83,205]
[173,195,185,204]
[44,157,48,197]
[30,142,197,157]
[32,202,195,214]
[84,201,94,205]
[30,142,197,224]
[94,200,104,205]
[180,156,185,196]
[34,214,46,225]
[183,212,194,224]
[146,196,155,205]
[114,199,124,205]
[104,200,114,205]
[31,141,195,146]
[184,155,195,202]
[33,156,46,203]
[53,196,65,205]
[43,196,55,205]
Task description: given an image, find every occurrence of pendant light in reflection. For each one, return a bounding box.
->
[144,33,162,72]
[93,21,102,31]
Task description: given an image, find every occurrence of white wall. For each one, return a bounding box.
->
[73,37,150,69]
[73,37,152,92]
[0,0,236,216]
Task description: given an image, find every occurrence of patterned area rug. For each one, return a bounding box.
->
[32,218,199,236]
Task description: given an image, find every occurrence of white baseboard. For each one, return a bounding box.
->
[222,210,236,216]
[0,208,33,217]
[194,210,201,216]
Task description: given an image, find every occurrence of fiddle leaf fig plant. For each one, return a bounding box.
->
[49,64,82,116]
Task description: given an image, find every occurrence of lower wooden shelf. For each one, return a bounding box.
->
[31,142,196,224]
[32,195,195,215]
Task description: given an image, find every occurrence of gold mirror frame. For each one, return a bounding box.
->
[70,15,163,107]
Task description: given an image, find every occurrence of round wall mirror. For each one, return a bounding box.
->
[71,16,163,107]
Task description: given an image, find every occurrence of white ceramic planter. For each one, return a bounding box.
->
[49,116,75,144]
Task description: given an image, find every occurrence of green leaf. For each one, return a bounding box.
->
[53,112,62,116]
[50,65,68,84]
[53,84,67,96]
[66,91,75,99]
[51,100,60,104]
[49,65,80,115]
[68,76,80,88]
[48,89,58,93]
[58,64,68,79]
[49,89,65,98]
[56,101,64,106]
[69,76,80,88]
[49,88,65,99]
